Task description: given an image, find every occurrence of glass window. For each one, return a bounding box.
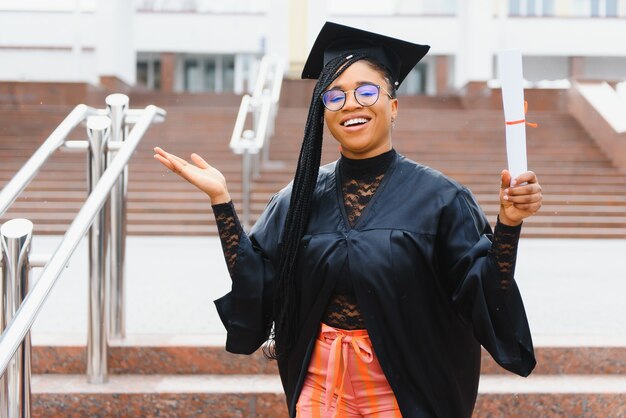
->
[542,0,554,15]
[509,0,521,15]
[153,61,161,90]
[397,63,427,95]
[222,55,235,93]
[203,58,216,92]
[591,0,601,16]
[510,0,555,16]
[137,62,148,87]
[571,0,588,16]
[423,0,457,14]
[606,0,618,16]
[181,54,237,93]
[184,60,202,92]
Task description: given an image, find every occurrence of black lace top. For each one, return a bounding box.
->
[212,149,521,330]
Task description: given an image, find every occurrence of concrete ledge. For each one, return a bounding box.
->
[30,340,626,375]
[568,82,626,172]
[30,374,626,417]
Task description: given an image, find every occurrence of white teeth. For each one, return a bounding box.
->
[343,118,369,127]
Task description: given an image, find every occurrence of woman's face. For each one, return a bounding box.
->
[324,60,398,159]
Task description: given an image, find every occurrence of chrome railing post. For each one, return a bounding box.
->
[251,98,262,179]
[105,94,129,339]
[0,105,165,385]
[0,219,34,418]
[241,130,256,230]
[86,116,111,384]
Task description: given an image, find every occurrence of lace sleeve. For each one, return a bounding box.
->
[212,201,243,277]
[490,218,522,290]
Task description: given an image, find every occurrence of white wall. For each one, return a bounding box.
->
[0,50,97,83]
[97,0,135,85]
[501,17,626,55]
[520,56,570,81]
[135,13,268,54]
[3,3,626,87]
[306,16,460,54]
[0,11,97,48]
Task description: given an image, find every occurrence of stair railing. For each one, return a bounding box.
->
[0,96,165,417]
[230,55,284,228]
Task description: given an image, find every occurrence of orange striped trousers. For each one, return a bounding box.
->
[296,323,402,418]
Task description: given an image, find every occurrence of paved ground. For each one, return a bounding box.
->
[28,236,626,346]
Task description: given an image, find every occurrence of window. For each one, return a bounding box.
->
[136,55,161,90]
[571,0,618,16]
[136,0,269,13]
[183,55,236,93]
[184,60,202,92]
[397,63,427,95]
[509,0,554,16]
[591,0,618,16]
[422,0,457,15]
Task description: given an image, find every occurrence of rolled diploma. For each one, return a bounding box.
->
[498,50,528,183]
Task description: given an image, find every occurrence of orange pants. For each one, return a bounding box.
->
[296,323,402,418]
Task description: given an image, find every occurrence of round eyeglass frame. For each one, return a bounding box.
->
[321,83,394,111]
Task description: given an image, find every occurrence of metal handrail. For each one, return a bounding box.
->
[0,105,165,376]
[0,104,98,216]
[0,106,165,218]
[230,55,284,155]
[229,94,252,153]
[230,55,284,228]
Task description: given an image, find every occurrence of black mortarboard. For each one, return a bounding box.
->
[301,22,430,86]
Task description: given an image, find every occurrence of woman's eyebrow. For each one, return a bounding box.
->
[328,80,377,90]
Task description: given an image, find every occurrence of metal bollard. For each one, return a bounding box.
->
[106,94,128,339]
[0,218,34,418]
[86,116,111,384]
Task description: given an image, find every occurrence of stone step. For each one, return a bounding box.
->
[30,338,626,376]
[30,374,626,417]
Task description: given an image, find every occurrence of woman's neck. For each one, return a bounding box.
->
[340,148,396,179]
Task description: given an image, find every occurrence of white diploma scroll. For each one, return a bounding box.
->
[497,50,528,183]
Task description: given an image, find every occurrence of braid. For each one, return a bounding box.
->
[264,52,370,359]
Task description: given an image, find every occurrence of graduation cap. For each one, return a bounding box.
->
[302,21,430,87]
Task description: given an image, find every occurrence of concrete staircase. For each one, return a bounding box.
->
[2,95,626,238]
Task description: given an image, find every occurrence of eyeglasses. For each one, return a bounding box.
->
[321,83,393,112]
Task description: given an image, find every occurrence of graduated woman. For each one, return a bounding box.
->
[154,22,542,418]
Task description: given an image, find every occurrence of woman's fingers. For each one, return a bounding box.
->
[154,147,188,167]
[191,153,210,169]
[154,153,175,171]
[510,202,542,212]
[154,147,192,173]
[500,169,512,189]
[505,183,542,196]
[513,171,538,185]
[505,193,542,204]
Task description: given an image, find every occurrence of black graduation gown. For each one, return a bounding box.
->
[214,152,536,418]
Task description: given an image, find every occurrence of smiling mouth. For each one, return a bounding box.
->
[342,117,370,127]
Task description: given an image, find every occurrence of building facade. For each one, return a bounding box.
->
[1,0,626,95]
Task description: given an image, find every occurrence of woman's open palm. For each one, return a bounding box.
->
[153,147,231,204]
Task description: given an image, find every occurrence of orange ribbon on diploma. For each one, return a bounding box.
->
[505,101,538,128]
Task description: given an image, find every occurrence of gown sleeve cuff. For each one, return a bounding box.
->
[490,216,522,290]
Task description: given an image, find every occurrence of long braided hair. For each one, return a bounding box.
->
[264,52,396,359]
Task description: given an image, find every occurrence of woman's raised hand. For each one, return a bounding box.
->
[153,147,231,205]
[499,170,542,226]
